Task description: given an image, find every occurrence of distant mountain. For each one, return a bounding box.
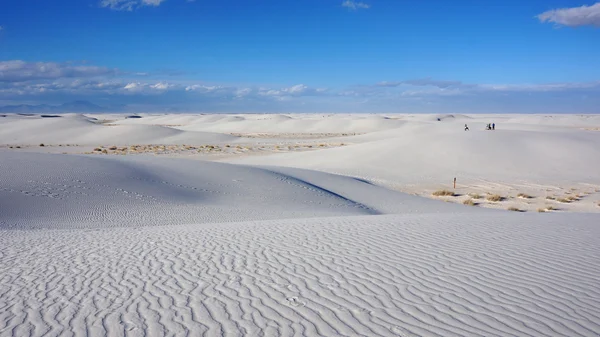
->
[0,101,124,113]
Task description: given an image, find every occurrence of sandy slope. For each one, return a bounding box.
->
[1,213,599,336]
[0,151,467,229]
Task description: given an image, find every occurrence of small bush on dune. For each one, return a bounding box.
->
[469,193,482,199]
[508,206,522,212]
[557,198,571,203]
[432,190,455,197]
[546,196,555,200]
[517,193,533,199]
[463,199,476,206]
[487,194,504,202]
[39,143,45,147]
[538,206,556,213]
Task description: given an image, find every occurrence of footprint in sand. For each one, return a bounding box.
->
[286,296,306,307]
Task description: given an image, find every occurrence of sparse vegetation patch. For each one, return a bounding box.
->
[432,190,455,197]
[463,199,476,206]
[487,194,504,202]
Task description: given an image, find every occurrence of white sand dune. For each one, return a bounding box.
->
[1,113,600,336]
[0,114,235,145]
[228,121,600,183]
[106,113,408,134]
[0,151,468,229]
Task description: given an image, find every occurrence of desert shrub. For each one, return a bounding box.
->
[463,199,476,206]
[546,196,555,200]
[517,193,532,199]
[39,143,45,147]
[487,194,504,202]
[432,190,455,197]
[94,148,102,152]
[557,198,571,203]
[469,193,482,199]
[508,206,522,212]
[538,206,556,213]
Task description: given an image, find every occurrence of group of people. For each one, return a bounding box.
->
[464,123,495,131]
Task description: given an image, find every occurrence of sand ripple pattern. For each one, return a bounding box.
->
[1,213,599,336]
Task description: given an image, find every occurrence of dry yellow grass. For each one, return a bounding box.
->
[546,196,556,200]
[432,190,455,197]
[487,194,504,202]
[517,193,533,199]
[463,199,476,206]
[468,193,482,199]
[557,198,571,203]
[507,206,522,212]
[538,205,556,212]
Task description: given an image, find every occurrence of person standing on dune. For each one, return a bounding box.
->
[492,123,495,130]
[465,124,470,131]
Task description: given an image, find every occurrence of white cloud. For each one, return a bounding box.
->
[100,0,167,11]
[377,78,463,89]
[258,84,327,97]
[123,81,176,93]
[0,60,116,82]
[537,2,600,27]
[371,79,600,98]
[342,1,370,10]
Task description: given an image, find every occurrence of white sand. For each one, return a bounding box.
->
[1,113,600,336]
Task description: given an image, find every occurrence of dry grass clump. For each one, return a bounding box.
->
[432,190,455,197]
[517,193,533,199]
[556,197,572,203]
[93,148,102,152]
[538,205,556,213]
[468,193,482,199]
[546,196,556,201]
[39,143,45,147]
[108,145,118,151]
[507,206,522,212]
[487,194,504,202]
[463,199,477,206]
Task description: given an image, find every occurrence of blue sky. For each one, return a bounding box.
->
[0,0,599,113]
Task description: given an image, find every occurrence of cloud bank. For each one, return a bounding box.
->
[537,2,600,27]
[0,61,117,82]
[1,59,599,113]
